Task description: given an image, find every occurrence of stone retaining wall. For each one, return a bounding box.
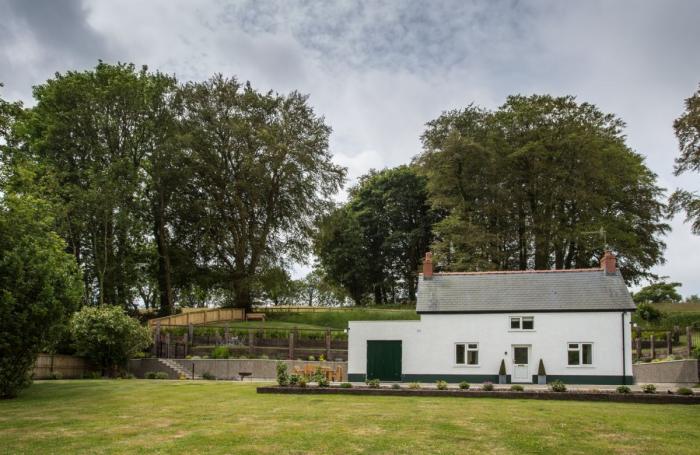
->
[633,359,699,384]
[128,358,348,380]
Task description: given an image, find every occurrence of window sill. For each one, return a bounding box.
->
[453,365,480,368]
[508,330,536,333]
[566,365,595,369]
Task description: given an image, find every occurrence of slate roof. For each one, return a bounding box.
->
[416,268,636,313]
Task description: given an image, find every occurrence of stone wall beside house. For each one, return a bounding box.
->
[633,359,699,384]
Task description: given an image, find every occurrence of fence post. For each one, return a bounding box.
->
[224,326,230,345]
[289,331,295,360]
[650,334,655,360]
[325,328,331,361]
[153,322,161,357]
[183,333,188,357]
[666,331,672,357]
[636,336,642,361]
[248,329,255,357]
[687,326,693,356]
[165,333,171,359]
[673,325,680,344]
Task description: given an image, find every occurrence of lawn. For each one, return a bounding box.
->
[1,381,699,454]
[266,307,419,329]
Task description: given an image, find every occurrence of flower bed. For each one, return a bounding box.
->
[256,385,700,405]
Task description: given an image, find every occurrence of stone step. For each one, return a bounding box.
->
[158,358,202,379]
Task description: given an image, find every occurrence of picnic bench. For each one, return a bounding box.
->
[246,313,266,322]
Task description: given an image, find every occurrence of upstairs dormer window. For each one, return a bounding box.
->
[510,316,534,330]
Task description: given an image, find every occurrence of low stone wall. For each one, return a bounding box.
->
[128,358,348,381]
[633,359,699,384]
[33,354,91,379]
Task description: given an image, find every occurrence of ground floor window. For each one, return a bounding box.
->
[567,342,593,365]
[456,343,479,365]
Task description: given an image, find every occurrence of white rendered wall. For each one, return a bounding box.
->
[348,312,632,380]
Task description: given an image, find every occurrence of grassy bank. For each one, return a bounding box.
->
[265,307,420,329]
[1,381,698,454]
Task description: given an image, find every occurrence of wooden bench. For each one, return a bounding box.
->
[246,313,266,322]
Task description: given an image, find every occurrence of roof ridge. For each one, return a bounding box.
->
[419,267,602,277]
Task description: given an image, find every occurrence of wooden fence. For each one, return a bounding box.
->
[254,305,413,313]
[153,325,348,361]
[148,307,245,327]
[33,354,91,379]
[632,326,699,361]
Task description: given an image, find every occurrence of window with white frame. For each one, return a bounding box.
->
[567,343,593,366]
[510,316,534,330]
[455,343,479,365]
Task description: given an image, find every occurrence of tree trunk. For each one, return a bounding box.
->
[154,198,174,316]
[232,275,253,310]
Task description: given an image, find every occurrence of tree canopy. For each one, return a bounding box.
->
[632,281,682,304]
[669,83,700,234]
[416,95,669,284]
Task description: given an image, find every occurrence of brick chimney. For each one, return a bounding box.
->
[601,250,617,274]
[423,252,433,280]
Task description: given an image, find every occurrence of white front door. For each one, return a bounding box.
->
[512,345,531,383]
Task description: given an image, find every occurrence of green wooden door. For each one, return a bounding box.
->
[366,340,402,381]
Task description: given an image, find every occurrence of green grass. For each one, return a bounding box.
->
[1,381,699,454]
[266,308,419,329]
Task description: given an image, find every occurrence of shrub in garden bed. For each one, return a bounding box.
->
[616,385,631,394]
[549,380,567,392]
[211,346,231,359]
[676,387,693,395]
[641,384,656,394]
[459,381,470,390]
[202,371,216,380]
[276,362,289,386]
[340,382,352,388]
[436,380,448,390]
[299,377,308,388]
[408,382,421,389]
[391,383,401,389]
[366,378,380,388]
[317,376,329,387]
[481,381,494,391]
[47,372,63,380]
[510,384,524,392]
[289,374,300,386]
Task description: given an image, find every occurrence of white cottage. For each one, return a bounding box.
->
[348,251,635,385]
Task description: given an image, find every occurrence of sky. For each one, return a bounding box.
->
[1,0,699,295]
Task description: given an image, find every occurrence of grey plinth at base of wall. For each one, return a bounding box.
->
[128,358,347,380]
[257,386,700,405]
[633,359,699,385]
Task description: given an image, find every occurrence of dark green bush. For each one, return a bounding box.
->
[499,360,506,375]
[482,381,494,391]
[366,378,380,388]
[549,380,567,392]
[436,380,448,390]
[289,374,300,386]
[154,372,169,380]
[391,383,401,389]
[144,371,157,379]
[299,377,308,388]
[458,381,470,390]
[202,371,216,380]
[537,359,546,376]
[317,376,329,387]
[340,382,352,388]
[510,384,524,392]
[616,385,631,394]
[47,372,63,380]
[276,361,289,386]
[676,387,693,396]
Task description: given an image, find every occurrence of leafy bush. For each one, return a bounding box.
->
[391,383,401,389]
[408,382,421,389]
[459,381,470,390]
[616,385,631,394]
[636,303,662,323]
[154,372,169,380]
[211,346,231,359]
[299,377,307,388]
[119,372,135,379]
[83,371,101,379]
[641,383,656,394]
[70,306,151,376]
[482,382,494,391]
[308,356,315,361]
[276,361,289,386]
[340,382,352,388]
[549,380,567,392]
[259,354,269,360]
[499,359,507,376]
[510,384,524,392]
[366,378,380,388]
[692,346,700,360]
[145,371,157,379]
[676,387,693,395]
[317,376,329,387]
[0,195,82,398]
[47,372,64,380]
[202,371,216,380]
[436,380,448,390]
[178,373,188,380]
[289,374,300,386]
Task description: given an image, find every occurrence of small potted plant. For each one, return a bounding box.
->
[498,359,507,384]
[537,359,546,385]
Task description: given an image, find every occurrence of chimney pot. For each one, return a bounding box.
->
[601,250,617,274]
[423,252,433,280]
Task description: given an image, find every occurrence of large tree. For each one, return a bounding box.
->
[316,166,435,304]
[178,76,345,309]
[417,95,668,284]
[669,83,700,233]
